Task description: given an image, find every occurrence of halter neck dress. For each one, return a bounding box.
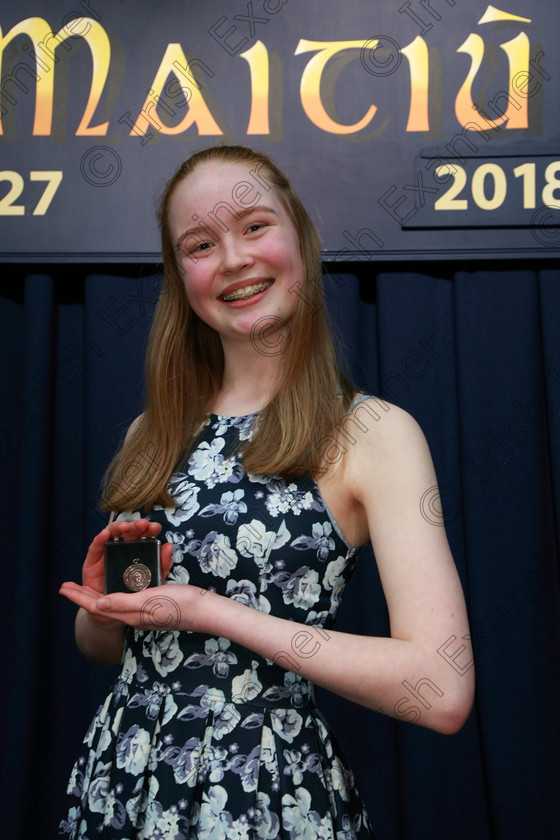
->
[60,404,375,839]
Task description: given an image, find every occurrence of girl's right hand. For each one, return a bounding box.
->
[60,518,174,625]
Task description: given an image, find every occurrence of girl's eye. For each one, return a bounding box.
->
[189,241,212,254]
[247,222,265,233]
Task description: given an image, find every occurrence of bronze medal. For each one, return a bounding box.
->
[123,558,152,591]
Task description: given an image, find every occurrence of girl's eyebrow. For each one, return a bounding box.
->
[175,206,278,248]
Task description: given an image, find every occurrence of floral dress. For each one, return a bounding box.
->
[60,409,375,839]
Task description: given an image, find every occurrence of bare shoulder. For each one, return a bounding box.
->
[345,395,428,454]
[343,396,435,503]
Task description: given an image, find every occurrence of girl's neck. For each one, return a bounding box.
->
[212,339,283,416]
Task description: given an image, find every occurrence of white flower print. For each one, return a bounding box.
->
[213,703,242,741]
[101,788,126,830]
[58,806,81,837]
[246,472,271,484]
[251,791,281,839]
[128,680,178,725]
[283,671,312,708]
[236,518,290,563]
[165,529,188,558]
[198,785,234,840]
[270,708,303,743]
[291,522,336,561]
[119,647,138,683]
[282,788,322,840]
[66,763,82,798]
[231,663,263,703]
[264,484,293,517]
[184,637,238,678]
[317,816,335,840]
[330,755,354,802]
[236,519,274,561]
[211,413,256,441]
[323,556,347,613]
[200,489,248,525]
[161,736,202,787]
[86,761,110,814]
[238,414,258,441]
[305,610,329,626]
[259,725,279,777]
[207,745,230,783]
[338,813,363,839]
[229,817,251,840]
[166,563,191,585]
[279,567,321,610]
[125,774,160,825]
[96,718,114,755]
[142,630,184,676]
[226,579,271,614]
[142,800,189,839]
[159,474,201,525]
[229,744,261,792]
[265,481,323,518]
[188,437,241,488]
[115,510,142,523]
[115,725,151,775]
[187,531,238,577]
[283,749,306,785]
[262,672,311,708]
[323,556,345,591]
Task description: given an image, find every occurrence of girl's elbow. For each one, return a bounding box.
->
[435,685,475,735]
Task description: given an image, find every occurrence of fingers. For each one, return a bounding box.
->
[107,518,162,539]
[161,542,174,580]
[87,518,162,552]
[59,581,103,612]
[83,519,162,566]
[59,581,130,621]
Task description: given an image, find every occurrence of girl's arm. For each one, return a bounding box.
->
[61,402,474,733]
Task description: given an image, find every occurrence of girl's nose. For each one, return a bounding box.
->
[220,233,254,274]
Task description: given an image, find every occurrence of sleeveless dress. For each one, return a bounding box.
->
[59,407,376,839]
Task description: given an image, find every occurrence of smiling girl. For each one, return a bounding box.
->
[59,145,474,840]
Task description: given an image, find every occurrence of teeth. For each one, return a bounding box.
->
[222,281,272,301]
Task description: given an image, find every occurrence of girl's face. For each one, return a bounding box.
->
[167,160,305,347]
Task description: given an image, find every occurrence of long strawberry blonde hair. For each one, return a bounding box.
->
[101,145,355,511]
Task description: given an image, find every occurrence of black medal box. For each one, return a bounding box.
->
[104,537,162,594]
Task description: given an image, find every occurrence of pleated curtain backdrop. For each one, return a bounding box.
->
[1,265,559,839]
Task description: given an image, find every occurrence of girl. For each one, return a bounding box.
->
[59,145,474,839]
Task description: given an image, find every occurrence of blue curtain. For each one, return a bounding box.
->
[2,265,559,839]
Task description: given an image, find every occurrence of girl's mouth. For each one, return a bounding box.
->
[221,280,273,302]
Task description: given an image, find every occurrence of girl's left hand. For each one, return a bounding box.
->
[58,581,209,633]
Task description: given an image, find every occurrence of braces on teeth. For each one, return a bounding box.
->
[222,281,272,301]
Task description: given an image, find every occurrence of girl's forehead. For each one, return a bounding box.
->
[169,159,283,223]
[180,160,264,194]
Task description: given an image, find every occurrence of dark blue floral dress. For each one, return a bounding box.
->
[60,410,375,839]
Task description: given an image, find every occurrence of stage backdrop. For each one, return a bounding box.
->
[0,0,560,261]
[1,265,559,839]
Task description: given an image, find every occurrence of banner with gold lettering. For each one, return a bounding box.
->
[0,0,558,261]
